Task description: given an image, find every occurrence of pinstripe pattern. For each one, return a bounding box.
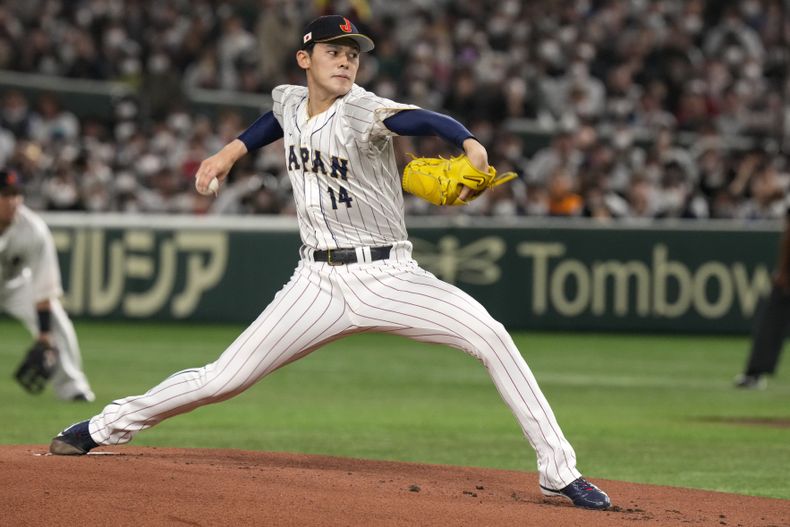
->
[269,84,415,250]
[90,254,580,489]
[85,83,582,491]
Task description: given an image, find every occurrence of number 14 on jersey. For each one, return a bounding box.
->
[327,185,353,209]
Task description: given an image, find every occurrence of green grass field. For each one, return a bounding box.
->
[1,319,788,499]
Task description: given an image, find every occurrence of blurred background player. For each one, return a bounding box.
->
[734,200,790,389]
[0,168,95,401]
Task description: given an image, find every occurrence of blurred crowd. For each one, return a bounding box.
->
[0,0,789,220]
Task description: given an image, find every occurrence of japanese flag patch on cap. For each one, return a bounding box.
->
[300,15,374,52]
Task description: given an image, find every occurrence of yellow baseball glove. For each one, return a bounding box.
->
[402,154,517,206]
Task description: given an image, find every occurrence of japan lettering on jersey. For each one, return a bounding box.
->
[272,84,418,250]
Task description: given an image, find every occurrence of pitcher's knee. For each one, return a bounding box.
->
[475,320,511,344]
[474,321,521,358]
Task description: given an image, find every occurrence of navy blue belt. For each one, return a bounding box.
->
[313,245,392,265]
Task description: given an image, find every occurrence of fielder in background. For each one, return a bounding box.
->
[0,169,95,402]
[49,15,609,510]
[735,201,790,389]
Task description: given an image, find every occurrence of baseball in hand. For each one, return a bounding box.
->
[196,177,219,196]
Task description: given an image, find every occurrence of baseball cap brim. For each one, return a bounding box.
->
[314,34,375,53]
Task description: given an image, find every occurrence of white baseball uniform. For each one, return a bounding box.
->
[88,84,581,489]
[1,204,94,401]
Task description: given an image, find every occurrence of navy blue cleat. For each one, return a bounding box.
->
[49,420,98,455]
[540,477,611,510]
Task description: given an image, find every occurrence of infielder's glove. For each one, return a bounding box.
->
[14,341,58,394]
[402,154,517,206]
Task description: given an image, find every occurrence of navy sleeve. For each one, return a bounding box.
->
[237,111,284,151]
[383,109,475,149]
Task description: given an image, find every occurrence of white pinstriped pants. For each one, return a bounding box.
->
[90,243,581,488]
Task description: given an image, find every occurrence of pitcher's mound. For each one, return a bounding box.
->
[2,445,787,526]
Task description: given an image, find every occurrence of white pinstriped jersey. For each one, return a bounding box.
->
[0,204,62,301]
[87,83,585,492]
[272,84,417,250]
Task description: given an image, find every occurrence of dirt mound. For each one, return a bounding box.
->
[1,445,787,526]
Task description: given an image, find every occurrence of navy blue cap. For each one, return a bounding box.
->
[0,168,21,194]
[301,16,374,52]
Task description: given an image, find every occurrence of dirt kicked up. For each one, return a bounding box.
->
[2,445,788,526]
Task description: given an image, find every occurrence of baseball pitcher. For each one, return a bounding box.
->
[50,15,609,509]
